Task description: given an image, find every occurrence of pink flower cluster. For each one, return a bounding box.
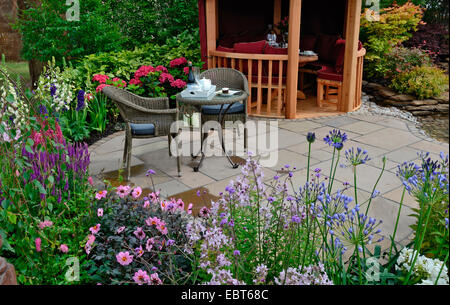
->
[134,65,155,79]
[92,74,110,84]
[85,234,95,254]
[132,270,162,285]
[116,185,143,199]
[38,220,53,229]
[96,84,109,93]
[170,79,187,89]
[112,77,127,88]
[159,72,175,84]
[145,216,168,235]
[170,57,187,68]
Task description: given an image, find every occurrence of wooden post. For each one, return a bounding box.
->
[341,0,362,112]
[206,0,218,68]
[285,0,302,119]
[274,0,282,31]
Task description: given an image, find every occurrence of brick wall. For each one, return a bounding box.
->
[0,0,23,61]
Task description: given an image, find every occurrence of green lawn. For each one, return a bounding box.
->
[1,61,31,87]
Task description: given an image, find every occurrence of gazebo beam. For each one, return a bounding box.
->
[274,0,282,31]
[341,0,362,112]
[286,0,302,119]
[205,0,218,68]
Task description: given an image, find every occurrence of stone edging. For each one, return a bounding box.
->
[363,81,449,117]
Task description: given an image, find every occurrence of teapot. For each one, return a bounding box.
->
[199,78,212,91]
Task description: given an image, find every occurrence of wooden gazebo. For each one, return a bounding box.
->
[197,0,366,119]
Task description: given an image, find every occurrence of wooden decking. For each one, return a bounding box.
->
[250,93,346,119]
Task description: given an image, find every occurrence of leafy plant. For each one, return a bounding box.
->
[0,67,94,284]
[360,2,424,79]
[86,184,194,285]
[391,66,449,99]
[14,0,124,65]
[382,46,433,79]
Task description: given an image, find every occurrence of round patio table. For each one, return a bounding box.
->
[176,90,249,172]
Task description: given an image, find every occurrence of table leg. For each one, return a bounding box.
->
[218,103,239,169]
[297,90,306,100]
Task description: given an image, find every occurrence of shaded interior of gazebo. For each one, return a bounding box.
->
[198,0,365,119]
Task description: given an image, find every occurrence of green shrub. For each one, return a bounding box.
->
[381,46,433,79]
[391,66,449,99]
[0,68,94,284]
[71,31,202,92]
[360,2,424,79]
[14,0,124,65]
[103,0,199,47]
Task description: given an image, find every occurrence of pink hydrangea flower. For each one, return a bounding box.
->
[159,73,174,84]
[112,77,127,88]
[97,208,104,217]
[132,186,142,199]
[89,224,101,234]
[133,269,150,285]
[170,79,187,89]
[38,220,53,229]
[134,227,146,240]
[116,251,133,266]
[92,74,110,84]
[60,244,69,253]
[155,65,168,73]
[183,66,189,75]
[129,78,142,86]
[35,237,42,252]
[95,190,107,200]
[169,57,187,68]
[135,65,155,79]
[149,272,163,285]
[96,84,109,93]
[116,185,131,198]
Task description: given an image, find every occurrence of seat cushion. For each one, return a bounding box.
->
[335,39,364,74]
[318,65,343,82]
[201,103,245,115]
[217,45,235,53]
[233,40,267,54]
[130,123,155,136]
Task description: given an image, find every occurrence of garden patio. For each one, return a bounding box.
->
[89,111,449,250]
[0,0,449,288]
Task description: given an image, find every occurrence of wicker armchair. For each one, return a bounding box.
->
[199,68,249,150]
[102,86,181,180]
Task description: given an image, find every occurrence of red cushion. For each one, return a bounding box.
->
[264,45,288,76]
[233,40,266,75]
[233,40,267,54]
[315,34,340,64]
[300,35,317,51]
[318,65,343,82]
[216,45,235,53]
[334,40,364,74]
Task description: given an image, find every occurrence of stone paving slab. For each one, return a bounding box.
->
[89,113,449,246]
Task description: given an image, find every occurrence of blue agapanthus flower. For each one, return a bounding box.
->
[345,147,371,166]
[324,129,348,150]
[307,132,316,143]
